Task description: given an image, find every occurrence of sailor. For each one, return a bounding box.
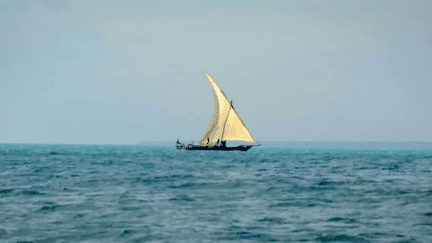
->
[176,139,180,144]
[217,139,220,146]
[207,138,210,145]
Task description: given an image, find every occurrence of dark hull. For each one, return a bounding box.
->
[176,143,252,151]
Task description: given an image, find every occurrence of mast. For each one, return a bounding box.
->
[220,100,233,142]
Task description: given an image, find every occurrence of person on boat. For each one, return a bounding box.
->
[207,138,210,145]
[176,139,180,144]
[221,140,226,147]
[217,139,220,146]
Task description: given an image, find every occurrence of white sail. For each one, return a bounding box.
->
[199,73,256,146]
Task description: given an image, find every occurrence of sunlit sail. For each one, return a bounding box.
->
[176,73,259,151]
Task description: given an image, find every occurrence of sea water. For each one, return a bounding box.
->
[0,142,431,242]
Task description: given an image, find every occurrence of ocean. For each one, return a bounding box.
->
[1,142,431,242]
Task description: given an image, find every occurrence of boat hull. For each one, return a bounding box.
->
[176,143,252,151]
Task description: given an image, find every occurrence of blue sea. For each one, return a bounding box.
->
[1,142,432,243]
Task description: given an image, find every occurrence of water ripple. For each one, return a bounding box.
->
[0,144,431,242]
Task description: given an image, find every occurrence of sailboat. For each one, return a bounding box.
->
[176,73,260,151]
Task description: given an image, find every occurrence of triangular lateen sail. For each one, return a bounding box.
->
[199,73,256,146]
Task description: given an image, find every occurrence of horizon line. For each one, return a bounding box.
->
[1,140,432,146]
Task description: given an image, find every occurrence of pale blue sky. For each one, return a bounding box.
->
[0,0,431,144]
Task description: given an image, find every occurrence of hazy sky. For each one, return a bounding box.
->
[1,0,431,144]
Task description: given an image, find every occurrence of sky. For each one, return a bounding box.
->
[0,0,431,144]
